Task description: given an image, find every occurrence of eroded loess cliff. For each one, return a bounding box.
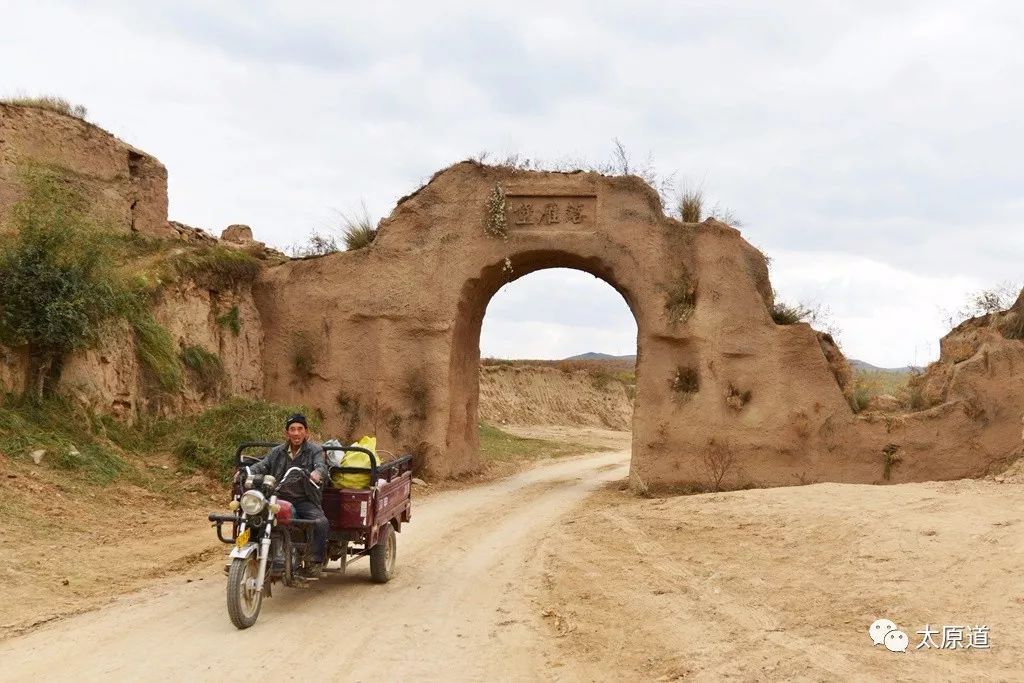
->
[0,102,274,421]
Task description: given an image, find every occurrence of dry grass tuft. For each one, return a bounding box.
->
[3,95,87,120]
[341,204,377,250]
[666,271,697,323]
[678,188,703,222]
[771,301,812,325]
[671,366,700,397]
[180,344,224,395]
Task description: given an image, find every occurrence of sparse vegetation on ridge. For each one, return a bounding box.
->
[679,187,703,222]
[771,301,812,325]
[341,204,378,250]
[163,245,262,290]
[290,231,340,257]
[472,140,742,220]
[2,95,87,120]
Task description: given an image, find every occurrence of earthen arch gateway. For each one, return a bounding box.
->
[255,162,997,490]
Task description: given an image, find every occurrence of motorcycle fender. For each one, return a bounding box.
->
[229,542,258,560]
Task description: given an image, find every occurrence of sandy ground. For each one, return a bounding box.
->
[0,457,223,637]
[541,477,1024,681]
[1,427,1021,681]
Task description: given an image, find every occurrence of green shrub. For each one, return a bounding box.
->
[180,344,224,394]
[0,166,130,398]
[3,95,87,120]
[168,398,319,479]
[882,444,901,480]
[847,378,874,413]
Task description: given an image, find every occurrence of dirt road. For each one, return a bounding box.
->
[0,448,631,682]
[3,428,1021,682]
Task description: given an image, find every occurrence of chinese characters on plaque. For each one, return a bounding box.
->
[505,196,595,228]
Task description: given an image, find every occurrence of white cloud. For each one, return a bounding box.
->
[1,1,1022,366]
[768,250,982,367]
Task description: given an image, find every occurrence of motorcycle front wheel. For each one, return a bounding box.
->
[227,556,263,629]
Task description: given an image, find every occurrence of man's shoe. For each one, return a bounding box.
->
[300,562,323,579]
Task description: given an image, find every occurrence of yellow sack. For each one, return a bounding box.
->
[331,435,376,489]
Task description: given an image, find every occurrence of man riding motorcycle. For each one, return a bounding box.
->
[241,413,330,577]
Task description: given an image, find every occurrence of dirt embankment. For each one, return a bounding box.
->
[478,363,634,430]
[0,451,224,638]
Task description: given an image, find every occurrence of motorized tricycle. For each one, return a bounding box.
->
[208,442,413,629]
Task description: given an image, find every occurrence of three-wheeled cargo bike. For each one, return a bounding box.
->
[209,442,413,629]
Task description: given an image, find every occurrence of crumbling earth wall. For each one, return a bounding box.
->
[0,104,264,417]
[254,161,1024,487]
[2,103,1020,488]
[0,103,174,239]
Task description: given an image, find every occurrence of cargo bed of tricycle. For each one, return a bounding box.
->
[321,447,413,548]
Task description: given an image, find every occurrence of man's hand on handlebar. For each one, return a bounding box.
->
[310,471,322,484]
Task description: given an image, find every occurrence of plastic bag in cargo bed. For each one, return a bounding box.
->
[330,435,376,489]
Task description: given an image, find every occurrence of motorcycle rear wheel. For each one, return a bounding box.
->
[227,556,263,629]
[369,524,396,583]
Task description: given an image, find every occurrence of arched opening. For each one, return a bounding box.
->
[445,250,642,475]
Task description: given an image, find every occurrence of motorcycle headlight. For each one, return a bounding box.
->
[240,490,267,515]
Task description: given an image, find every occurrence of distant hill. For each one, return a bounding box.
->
[565,352,637,363]
[849,359,919,374]
[563,353,918,374]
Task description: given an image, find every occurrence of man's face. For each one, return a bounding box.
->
[286,423,307,448]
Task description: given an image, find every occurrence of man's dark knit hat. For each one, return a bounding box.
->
[285,413,308,429]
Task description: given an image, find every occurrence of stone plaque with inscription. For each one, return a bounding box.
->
[504,195,596,229]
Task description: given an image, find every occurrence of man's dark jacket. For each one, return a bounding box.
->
[249,440,329,503]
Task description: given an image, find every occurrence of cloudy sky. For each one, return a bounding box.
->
[3,1,1022,367]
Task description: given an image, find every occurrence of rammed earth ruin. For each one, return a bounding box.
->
[2,102,1022,489]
